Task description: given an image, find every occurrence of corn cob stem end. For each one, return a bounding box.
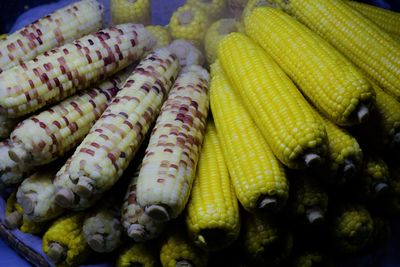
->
[87,234,105,252]
[342,159,357,180]
[179,10,194,25]
[145,205,170,222]
[47,242,67,264]
[127,224,146,242]
[306,207,324,225]
[20,194,37,214]
[55,188,75,208]
[176,260,194,267]
[258,196,278,211]
[8,144,29,163]
[304,153,322,168]
[357,104,370,124]
[5,211,22,229]
[373,182,389,196]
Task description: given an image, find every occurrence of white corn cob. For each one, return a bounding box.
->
[0,0,104,73]
[16,164,65,222]
[53,48,180,210]
[137,65,210,222]
[8,70,129,167]
[0,139,30,186]
[121,166,165,242]
[0,23,155,118]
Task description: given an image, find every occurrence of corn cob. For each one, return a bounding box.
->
[0,34,7,41]
[168,40,204,69]
[242,0,270,22]
[169,5,209,48]
[228,0,249,18]
[346,1,400,36]
[137,65,209,222]
[0,139,30,186]
[0,24,155,118]
[145,26,172,49]
[245,7,374,126]
[121,166,165,242]
[210,61,288,212]
[287,174,328,225]
[331,202,373,254]
[8,70,129,168]
[82,196,123,253]
[160,227,209,267]
[111,0,150,25]
[16,164,65,223]
[186,120,240,251]
[269,0,400,101]
[0,0,104,73]
[54,48,179,210]
[5,191,48,234]
[116,243,157,267]
[43,212,91,266]
[0,115,18,139]
[243,213,293,266]
[204,18,243,64]
[218,33,328,169]
[186,0,227,20]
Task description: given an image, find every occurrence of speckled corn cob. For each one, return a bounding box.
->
[0,0,104,73]
[137,65,209,222]
[54,48,179,210]
[16,164,65,223]
[43,212,91,266]
[5,191,48,234]
[0,139,30,186]
[169,5,209,47]
[0,24,155,118]
[243,213,293,266]
[228,0,249,18]
[186,0,227,20]
[160,227,209,267]
[210,61,288,212]
[346,1,400,36]
[269,0,400,101]
[121,166,165,242]
[111,0,150,25]
[331,203,374,253]
[116,243,157,267]
[218,33,328,169]
[204,18,243,64]
[245,7,374,125]
[8,71,128,167]
[0,115,18,139]
[288,174,328,225]
[186,120,240,251]
[145,26,172,49]
[83,196,123,253]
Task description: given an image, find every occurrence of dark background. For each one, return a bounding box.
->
[0,0,399,33]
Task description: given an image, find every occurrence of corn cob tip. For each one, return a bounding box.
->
[127,224,146,241]
[168,40,204,68]
[373,182,389,195]
[8,144,29,163]
[5,211,22,229]
[54,188,75,208]
[144,205,170,222]
[19,195,36,214]
[306,207,325,225]
[176,260,194,267]
[258,196,278,211]
[87,234,105,252]
[357,104,370,124]
[47,242,67,264]
[75,177,94,197]
[304,153,322,168]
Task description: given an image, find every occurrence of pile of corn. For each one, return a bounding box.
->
[1,0,400,266]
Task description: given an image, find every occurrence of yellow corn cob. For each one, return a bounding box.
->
[204,18,243,64]
[245,7,375,125]
[242,0,270,22]
[121,166,165,242]
[270,0,400,101]
[311,108,363,184]
[185,120,240,251]
[228,0,249,18]
[43,212,91,266]
[111,0,151,25]
[358,156,390,200]
[54,48,179,210]
[16,164,65,223]
[218,33,328,169]
[210,61,288,212]
[0,24,155,118]
[331,202,374,254]
[243,213,293,266]
[8,70,128,167]
[0,0,104,73]
[168,40,204,69]
[0,115,18,139]
[160,227,208,267]
[116,243,157,267]
[5,191,48,234]
[0,139,30,186]
[82,196,123,253]
[137,65,209,222]
[346,1,400,36]
[0,34,7,41]
[169,4,209,48]
[145,26,172,49]
[186,0,227,20]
